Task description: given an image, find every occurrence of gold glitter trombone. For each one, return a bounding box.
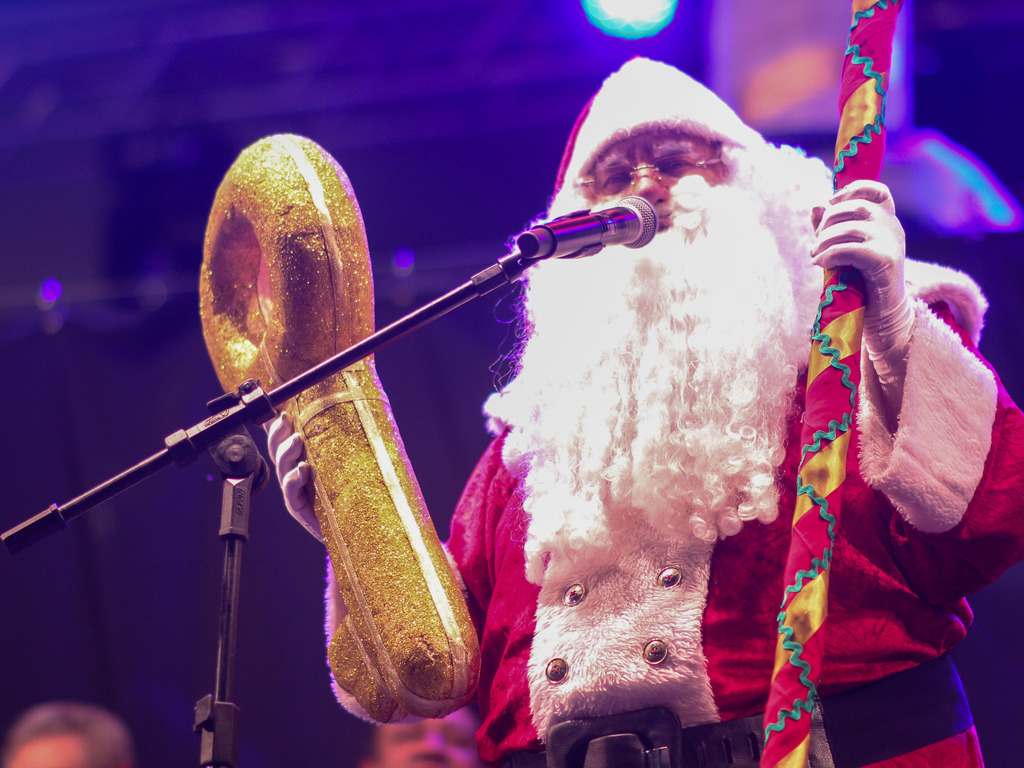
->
[199,134,493,721]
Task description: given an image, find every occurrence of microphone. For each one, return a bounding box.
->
[515,196,659,260]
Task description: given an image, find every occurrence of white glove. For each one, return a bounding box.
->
[811,180,913,420]
[265,411,324,542]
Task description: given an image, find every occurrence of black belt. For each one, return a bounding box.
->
[504,653,973,768]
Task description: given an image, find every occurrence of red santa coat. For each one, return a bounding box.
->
[446,296,1024,767]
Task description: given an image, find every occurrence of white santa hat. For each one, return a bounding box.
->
[539,57,834,309]
[548,57,770,217]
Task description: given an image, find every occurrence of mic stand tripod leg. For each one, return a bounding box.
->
[194,429,266,768]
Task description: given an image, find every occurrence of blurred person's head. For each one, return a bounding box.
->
[1,702,136,768]
[361,708,482,768]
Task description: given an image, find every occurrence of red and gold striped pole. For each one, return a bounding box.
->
[761,2,902,766]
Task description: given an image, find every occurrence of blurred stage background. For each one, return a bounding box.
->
[1,1,1022,766]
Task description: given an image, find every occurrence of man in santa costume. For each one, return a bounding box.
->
[269,58,1024,767]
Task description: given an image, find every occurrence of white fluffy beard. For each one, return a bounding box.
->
[495,177,823,584]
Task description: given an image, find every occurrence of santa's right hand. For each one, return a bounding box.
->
[265,411,324,543]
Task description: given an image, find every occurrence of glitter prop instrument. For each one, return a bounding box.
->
[761,2,902,765]
[200,134,479,721]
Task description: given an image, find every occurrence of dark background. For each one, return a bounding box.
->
[1,1,1022,766]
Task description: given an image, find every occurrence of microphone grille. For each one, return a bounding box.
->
[618,196,659,249]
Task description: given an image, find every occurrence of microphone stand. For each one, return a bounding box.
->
[194,428,265,768]
[0,245,537,768]
[1,248,533,552]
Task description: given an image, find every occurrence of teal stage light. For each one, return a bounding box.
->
[582,0,678,39]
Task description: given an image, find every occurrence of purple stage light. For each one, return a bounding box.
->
[392,246,416,276]
[38,277,62,306]
[885,128,1024,236]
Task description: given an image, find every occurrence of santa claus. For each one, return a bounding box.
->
[269,59,1024,768]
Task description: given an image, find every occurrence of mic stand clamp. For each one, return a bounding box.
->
[1,380,275,554]
[193,407,267,768]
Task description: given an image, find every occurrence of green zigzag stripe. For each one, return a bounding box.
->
[764,624,818,736]
[802,277,859,438]
[834,41,888,183]
[851,0,893,28]
[833,0,896,184]
[766,480,841,736]
[800,414,854,464]
[765,695,815,736]
[766,275,856,742]
[812,275,843,333]
[846,42,888,122]
[834,114,883,181]
[766,481,839,738]
[764,610,822,735]
[778,481,838,620]
[809,325,857,405]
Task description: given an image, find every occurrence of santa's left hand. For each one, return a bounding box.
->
[812,179,914,420]
[811,179,913,359]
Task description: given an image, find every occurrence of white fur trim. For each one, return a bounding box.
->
[323,558,369,717]
[322,558,411,723]
[528,527,719,736]
[442,541,472,600]
[905,258,988,347]
[324,553,345,640]
[483,390,511,439]
[858,300,997,532]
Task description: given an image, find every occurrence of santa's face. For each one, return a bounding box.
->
[578,131,726,231]
[494,145,826,583]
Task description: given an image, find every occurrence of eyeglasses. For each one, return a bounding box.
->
[580,153,724,198]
